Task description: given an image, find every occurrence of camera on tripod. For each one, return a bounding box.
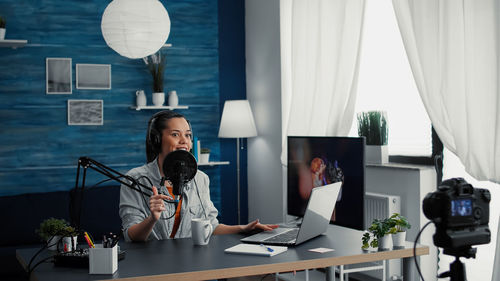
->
[422,177,491,281]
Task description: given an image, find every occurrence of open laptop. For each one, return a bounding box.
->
[241,182,342,246]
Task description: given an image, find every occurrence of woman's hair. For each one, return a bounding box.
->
[145,110,191,163]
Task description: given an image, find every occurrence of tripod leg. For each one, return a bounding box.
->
[449,258,467,281]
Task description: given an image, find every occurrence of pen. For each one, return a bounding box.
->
[260,244,274,252]
[84,232,95,248]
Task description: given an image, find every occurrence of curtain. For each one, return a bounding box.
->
[392,0,500,183]
[280,0,366,164]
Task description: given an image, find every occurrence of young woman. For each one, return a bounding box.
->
[119,110,277,242]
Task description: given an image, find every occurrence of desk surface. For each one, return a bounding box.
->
[17,225,429,281]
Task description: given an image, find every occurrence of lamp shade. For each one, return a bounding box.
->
[101,0,171,59]
[218,100,258,138]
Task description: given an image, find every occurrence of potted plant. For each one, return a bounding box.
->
[362,218,395,251]
[357,110,388,164]
[389,213,411,248]
[36,218,70,250]
[0,16,6,40]
[199,148,210,164]
[143,51,166,106]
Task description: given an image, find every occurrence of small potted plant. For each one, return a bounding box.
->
[143,51,166,106]
[362,218,395,251]
[199,148,210,164]
[357,110,388,164]
[36,218,76,251]
[389,213,411,248]
[0,16,6,40]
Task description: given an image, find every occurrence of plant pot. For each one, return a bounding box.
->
[366,145,388,164]
[392,231,406,248]
[0,28,5,40]
[62,236,78,252]
[152,92,165,106]
[378,234,392,251]
[199,153,210,164]
[47,235,62,251]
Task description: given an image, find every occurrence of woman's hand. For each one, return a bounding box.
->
[149,186,173,222]
[241,219,279,233]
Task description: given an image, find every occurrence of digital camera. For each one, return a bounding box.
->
[423,178,490,249]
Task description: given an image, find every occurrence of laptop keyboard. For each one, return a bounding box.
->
[264,228,299,243]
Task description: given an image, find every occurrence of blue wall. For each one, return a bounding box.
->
[0,0,246,223]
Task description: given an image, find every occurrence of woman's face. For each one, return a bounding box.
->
[159,117,193,157]
[310,158,324,173]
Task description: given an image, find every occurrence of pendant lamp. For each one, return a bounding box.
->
[101,0,171,59]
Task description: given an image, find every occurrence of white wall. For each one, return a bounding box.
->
[245,0,283,223]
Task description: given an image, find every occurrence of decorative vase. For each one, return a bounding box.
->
[0,28,5,40]
[62,236,78,252]
[378,234,392,251]
[392,231,406,248]
[152,92,165,106]
[199,153,210,164]
[47,235,62,251]
[366,145,388,164]
[136,90,146,107]
[168,90,178,106]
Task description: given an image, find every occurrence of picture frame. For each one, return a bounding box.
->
[67,99,103,126]
[46,58,72,94]
[76,64,112,90]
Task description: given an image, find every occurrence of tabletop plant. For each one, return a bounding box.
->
[200,148,210,154]
[357,111,388,145]
[0,16,5,29]
[36,218,72,241]
[143,51,166,93]
[389,213,411,232]
[362,218,395,249]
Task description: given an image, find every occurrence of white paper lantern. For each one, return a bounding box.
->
[101,0,171,59]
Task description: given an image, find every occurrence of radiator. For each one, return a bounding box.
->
[361,192,402,281]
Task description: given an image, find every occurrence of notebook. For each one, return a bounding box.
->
[241,182,342,246]
[224,244,288,257]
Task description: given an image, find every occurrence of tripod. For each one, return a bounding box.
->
[437,246,476,281]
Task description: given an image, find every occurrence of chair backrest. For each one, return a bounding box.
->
[492,216,500,281]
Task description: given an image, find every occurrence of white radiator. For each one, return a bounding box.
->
[361,192,402,281]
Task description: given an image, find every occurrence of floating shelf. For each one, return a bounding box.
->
[198,161,230,166]
[130,105,189,111]
[0,39,28,49]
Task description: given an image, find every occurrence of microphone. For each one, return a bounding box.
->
[162,150,197,195]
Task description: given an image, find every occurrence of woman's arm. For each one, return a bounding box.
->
[213,219,278,235]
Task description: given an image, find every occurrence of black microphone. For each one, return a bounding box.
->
[162,150,197,195]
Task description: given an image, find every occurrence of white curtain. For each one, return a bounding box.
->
[280,0,366,163]
[392,0,500,183]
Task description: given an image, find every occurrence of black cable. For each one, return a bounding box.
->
[193,178,208,219]
[414,221,432,281]
[28,255,54,279]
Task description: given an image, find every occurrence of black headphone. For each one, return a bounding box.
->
[146,110,192,162]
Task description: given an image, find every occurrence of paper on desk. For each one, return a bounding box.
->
[308,247,335,253]
[225,244,288,257]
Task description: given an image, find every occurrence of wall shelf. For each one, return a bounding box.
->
[130,105,189,111]
[198,161,230,166]
[0,39,28,49]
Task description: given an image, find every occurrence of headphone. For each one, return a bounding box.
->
[146,110,193,161]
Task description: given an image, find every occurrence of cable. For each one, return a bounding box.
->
[27,255,54,279]
[414,221,432,281]
[193,178,207,219]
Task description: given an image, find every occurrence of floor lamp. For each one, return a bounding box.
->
[218,100,257,225]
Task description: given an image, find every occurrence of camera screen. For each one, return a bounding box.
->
[451,199,472,217]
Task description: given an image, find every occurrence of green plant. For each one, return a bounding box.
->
[36,218,72,241]
[0,16,5,28]
[361,218,395,249]
[143,51,166,93]
[389,213,411,232]
[357,111,388,145]
[200,148,210,154]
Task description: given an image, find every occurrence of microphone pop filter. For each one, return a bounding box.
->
[162,150,197,195]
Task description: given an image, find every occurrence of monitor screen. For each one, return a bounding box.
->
[287,136,365,230]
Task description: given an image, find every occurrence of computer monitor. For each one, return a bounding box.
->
[287,136,365,230]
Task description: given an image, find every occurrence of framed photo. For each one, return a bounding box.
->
[67,99,103,126]
[46,58,72,94]
[76,64,112,90]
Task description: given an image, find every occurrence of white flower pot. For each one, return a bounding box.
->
[152,92,165,106]
[62,236,78,252]
[199,153,210,164]
[392,231,406,248]
[47,235,62,251]
[0,28,5,40]
[378,234,392,251]
[366,145,388,164]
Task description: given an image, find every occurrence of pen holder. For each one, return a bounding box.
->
[89,244,118,274]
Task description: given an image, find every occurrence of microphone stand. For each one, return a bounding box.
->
[70,156,160,231]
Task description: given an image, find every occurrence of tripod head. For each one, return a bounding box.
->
[437,246,477,281]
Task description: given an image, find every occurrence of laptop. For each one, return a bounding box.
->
[241,182,342,246]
